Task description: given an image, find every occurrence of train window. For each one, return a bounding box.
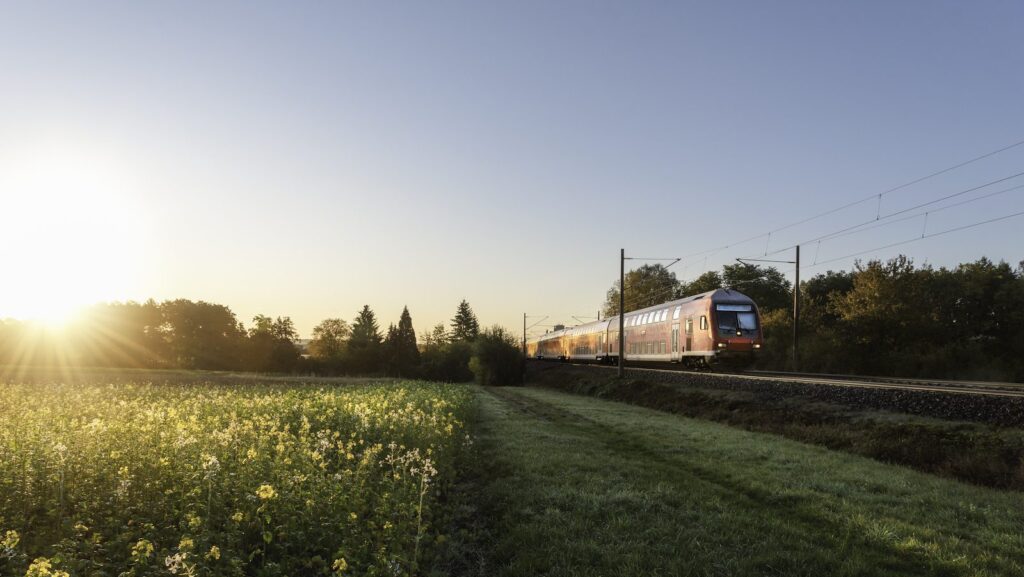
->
[700,316,708,331]
[685,318,692,334]
[673,306,681,320]
[660,310,667,322]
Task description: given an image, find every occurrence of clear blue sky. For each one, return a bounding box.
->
[1,1,1022,338]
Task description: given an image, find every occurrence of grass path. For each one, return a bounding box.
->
[463,386,1024,577]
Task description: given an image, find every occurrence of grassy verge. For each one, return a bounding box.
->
[529,362,1024,490]
[457,385,1023,577]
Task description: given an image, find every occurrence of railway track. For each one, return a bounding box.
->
[556,361,1024,398]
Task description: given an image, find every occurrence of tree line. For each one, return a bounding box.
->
[603,256,1024,381]
[0,298,525,384]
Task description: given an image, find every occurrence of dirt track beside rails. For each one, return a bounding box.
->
[527,361,1024,491]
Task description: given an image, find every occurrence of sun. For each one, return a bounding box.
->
[0,138,151,325]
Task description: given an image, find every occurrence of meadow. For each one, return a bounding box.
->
[0,378,472,577]
[464,386,1024,577]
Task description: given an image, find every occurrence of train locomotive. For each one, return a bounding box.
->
[526,288,763,368]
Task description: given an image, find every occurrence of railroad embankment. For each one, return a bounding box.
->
[526,361,1024,491]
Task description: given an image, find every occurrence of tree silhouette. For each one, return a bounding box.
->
[349,305,382,373]
[450,300,480,341]
[603,264,681,316]
[722,263,791,313]
[681,271,723,296]
[309,318,351,360]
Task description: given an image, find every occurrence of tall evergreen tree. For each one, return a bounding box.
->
[395,306,420,372]
[382,323,400,373]
[450,299,480,341]
[382,307,421,377]
[348,305,382,373]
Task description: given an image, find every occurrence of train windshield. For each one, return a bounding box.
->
[716,304,758,336]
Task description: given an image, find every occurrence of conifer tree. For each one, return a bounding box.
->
[450,299,480,342]
[396,306,420,366]
[383,307,420,376]
[348,305,382,373]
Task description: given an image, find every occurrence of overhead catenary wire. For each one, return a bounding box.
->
[805,209,1024,269]
[679,137,1024,266]
[751,170,1024,259]
[615,180,1023,311]
[789,182,1024,246]
[608,138,1024,315]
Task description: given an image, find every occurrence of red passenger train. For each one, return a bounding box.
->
[526,288,763,368]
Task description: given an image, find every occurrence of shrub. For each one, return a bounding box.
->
[469,326,524,386]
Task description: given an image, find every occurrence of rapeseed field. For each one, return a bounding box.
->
[0,380,472,577]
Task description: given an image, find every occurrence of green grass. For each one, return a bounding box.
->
[460,386,1024,577]
[529,362,1024,490]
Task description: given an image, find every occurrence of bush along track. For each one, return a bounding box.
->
[460,385,1024,577]
[527,362,1024,491]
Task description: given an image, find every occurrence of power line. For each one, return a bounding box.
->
[753,170,1024,259]
[875,137,1024,197]
[607,139,1024,313]
[807,182,1024,245]
[806,209,1024,269]
[679,137,1024,267]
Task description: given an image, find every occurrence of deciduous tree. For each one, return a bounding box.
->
[603,264,681,316]
[309,318,351,360]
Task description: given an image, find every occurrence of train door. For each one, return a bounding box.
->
[598,333,605,358]
[671,323,680,361]
[685,317,693,351]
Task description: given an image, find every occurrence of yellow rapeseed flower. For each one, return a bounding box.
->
[256,484,277,500]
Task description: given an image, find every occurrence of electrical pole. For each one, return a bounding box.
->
[736,248,800,372]
[523,312,527,356]
[793,245,800,371]
[618,248,625,378]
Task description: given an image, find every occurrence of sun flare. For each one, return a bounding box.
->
[0,139,150,323]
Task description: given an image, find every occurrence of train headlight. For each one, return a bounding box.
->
[717,342,727,348]
[753,343,761,349]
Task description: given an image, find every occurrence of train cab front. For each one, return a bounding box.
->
[710,303,762,366]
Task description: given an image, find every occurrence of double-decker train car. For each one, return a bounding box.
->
[527,288,763,368]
